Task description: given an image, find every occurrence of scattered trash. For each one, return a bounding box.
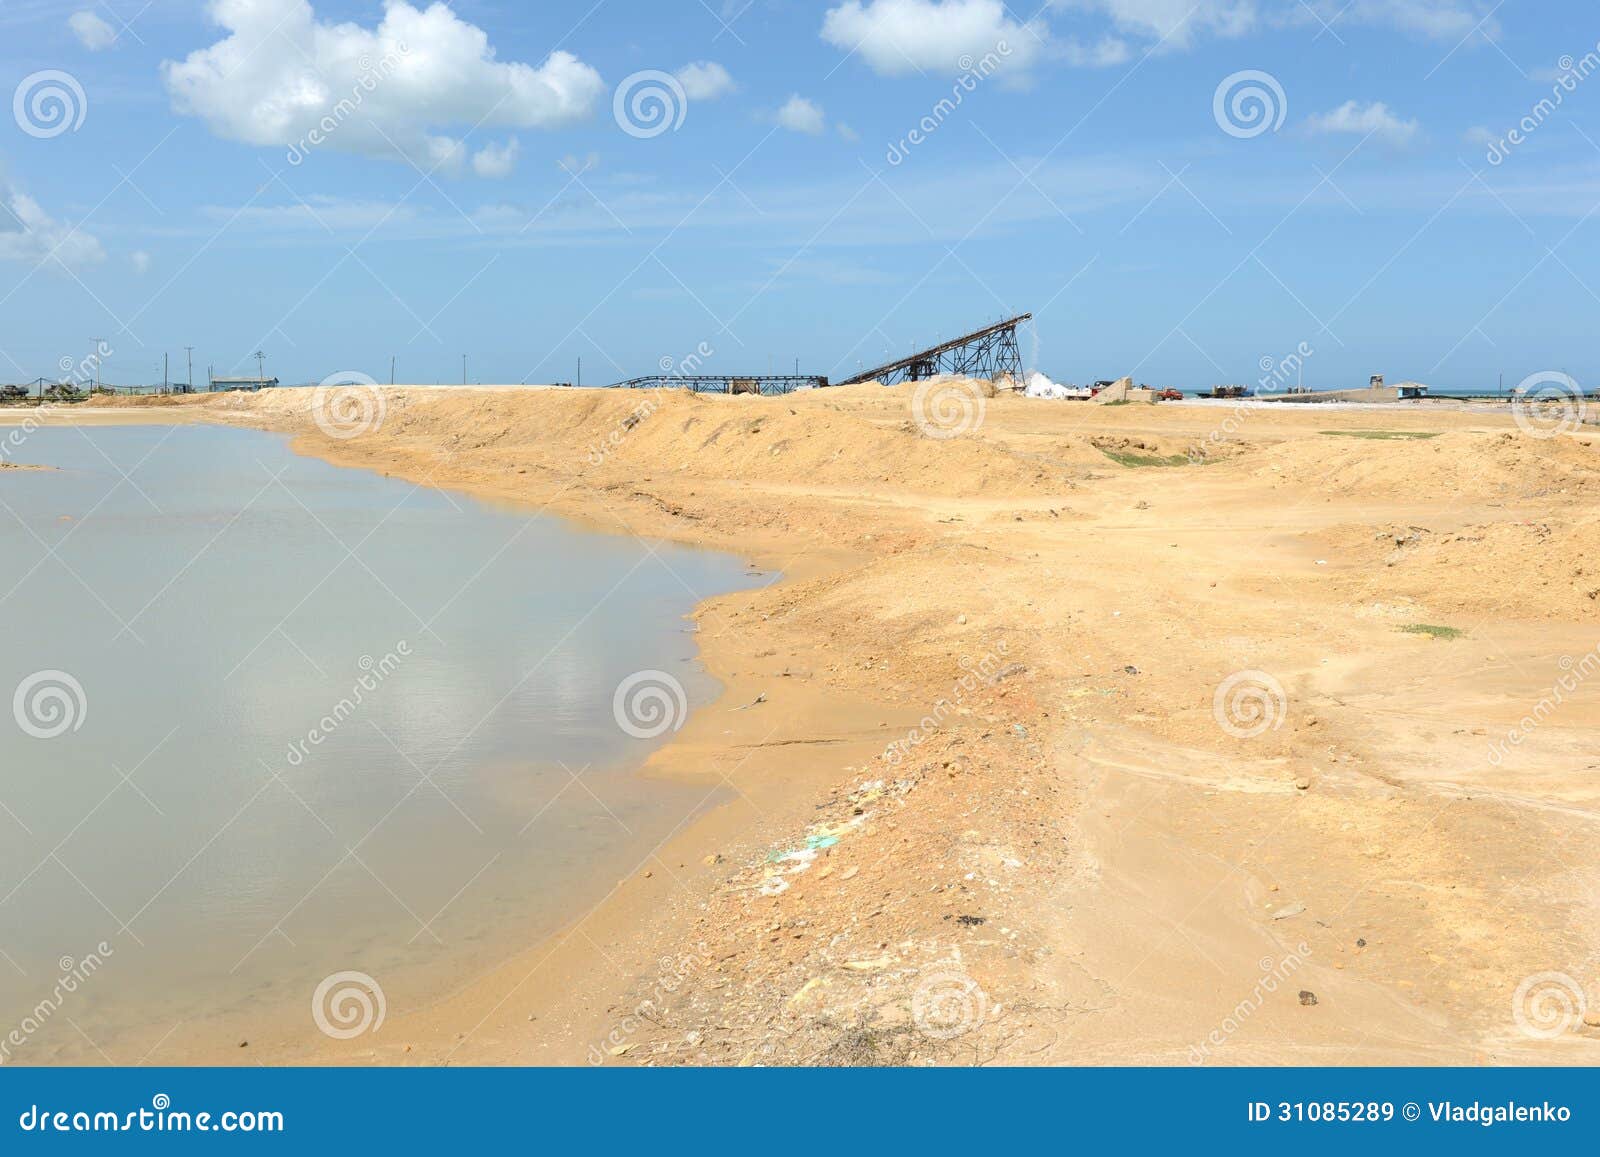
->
[1298,990,1319,1007]
[733,692,768,711]
[1271,901,1307,921]
[842,955,894,971]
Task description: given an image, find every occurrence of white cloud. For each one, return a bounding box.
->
[472,138,519,178]
[675,61,735,100]
[821,0,1046,75]
[1297,0,1495,41]
[163,0,603,174]
[0,187,105,269]
[836,122,860,142]
[776,94,825,135]
[472,203,525,227]
[558,152,600,176]
[1052,0,1256,50]
[1060,35,1132,66]
[1305,100,1419,145]
[68,10,117,50]
[130,250,151,274]
[201,196,421,231]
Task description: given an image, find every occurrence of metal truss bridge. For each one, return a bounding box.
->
[604,313,1032,395]
[837,313,1032,387]
[604,374,828,396]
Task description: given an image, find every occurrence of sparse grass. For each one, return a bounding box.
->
[1098,448,1193,468]
[1401,623,1464,640]
[1321,430,1441,441]
[814,1018,923,1066]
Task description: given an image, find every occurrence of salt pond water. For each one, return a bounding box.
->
[0,423,750,1062]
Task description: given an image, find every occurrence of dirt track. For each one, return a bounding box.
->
[20,384,1600,1066]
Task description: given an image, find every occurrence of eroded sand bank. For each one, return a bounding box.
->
[8,385,1599,1066]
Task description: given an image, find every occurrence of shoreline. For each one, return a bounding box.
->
[7,387,1600,1066]
[0,401,892,1066]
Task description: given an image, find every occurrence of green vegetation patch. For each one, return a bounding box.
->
[1098,448,1193,468]
[1320,430,1441,441]
[1400,623,1464,640]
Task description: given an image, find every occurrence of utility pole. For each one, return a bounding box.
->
[164,352,168,394]
[577,357,581,388]
[253,350,266,384]
[89,338,106,393]
[185,346,194,394]
[462,353,467,385]
[390,355,395,386]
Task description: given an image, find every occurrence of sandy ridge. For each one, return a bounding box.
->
[13,385,1600,1066]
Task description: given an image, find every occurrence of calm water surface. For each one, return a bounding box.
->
[0,424,750,1062]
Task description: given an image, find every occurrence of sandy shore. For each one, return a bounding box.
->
[8,385,1600,1066]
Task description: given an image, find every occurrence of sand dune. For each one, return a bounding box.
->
[15,384,1597,1066]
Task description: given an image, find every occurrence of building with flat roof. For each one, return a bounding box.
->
[208,376,278,391]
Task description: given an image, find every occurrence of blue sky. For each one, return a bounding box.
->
[0,0,1594,390]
